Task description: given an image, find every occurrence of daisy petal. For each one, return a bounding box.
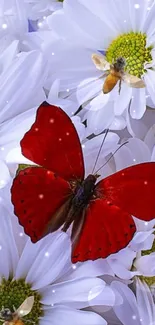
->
[26,232,71,290]
[0,160,11,188]
[41,277,105,308]
[136,279,155,325]
[0,50,46,123]
[111,281,141,325]
[130,88,146,119]
[42,306,106,325]
[134,254,155,276]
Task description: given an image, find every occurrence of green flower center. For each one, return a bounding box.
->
[106,32,153,78]
[0,278,43,325]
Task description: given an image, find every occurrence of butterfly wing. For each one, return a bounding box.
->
[72,199,135,262]
[11,167,72,242]
[92,53,110,71]
[123,73,145,88]
[16,296,34,317]
[97,162,155,221]
[72,162,155,262]
[20,102,84,181]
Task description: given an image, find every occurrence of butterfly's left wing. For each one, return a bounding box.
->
[20,102,84,181]
[11,167,72,242]
[97,162,155,221]
[72,199,135,262]
[16,296,34,317]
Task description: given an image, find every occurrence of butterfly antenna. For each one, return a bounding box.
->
[95,141,129,174]
[92,129,109,174]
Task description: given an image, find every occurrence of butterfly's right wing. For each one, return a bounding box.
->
[16,297,34,317]
[92,53,110,71]
[72,199,135,263]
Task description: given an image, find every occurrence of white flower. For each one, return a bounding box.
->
[111,279,155,325]
[0,189,109,325]
[46,0,155,135]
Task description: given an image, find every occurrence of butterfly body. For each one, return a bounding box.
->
[11,103,155,263]
[61,174,99,233]
[72,174,98,208]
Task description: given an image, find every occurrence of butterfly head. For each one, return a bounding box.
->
[94,174,100,181]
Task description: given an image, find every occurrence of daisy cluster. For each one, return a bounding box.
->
[0,1,155,325]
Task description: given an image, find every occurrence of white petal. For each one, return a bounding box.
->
[85,92,109,112]
[134,254,155,276]
[130,88,146,119]
[76,78,103,108]
[71,116,86,141]
[0,203,19,278]
[47,79,79,116]
[110,116,126,130]
[144,124,155,153]
[42,306,106,325]
[25,232,71,290]
[45,40,100,91]
[130,231,154,251]
[108,247,136,270]
[127,0,148,32]
[85,102,115,136]
[83,132,119,177]
[113,138,151,171]
[136,279,155,325]
[0,40,19,73]
[111,281,141,325]
[144,70,155,105]
[59,259,114,282]
[114,84,132,115]
[133,217,155,231]
[108,252,139,280]
[0,160,11,188]
[6,147,35,165]
[144,3,155,37]
[0,51,46,123]
[126,108,155,138]
[41,277,105,308]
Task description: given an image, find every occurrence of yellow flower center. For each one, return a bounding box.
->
[106,32,153,78]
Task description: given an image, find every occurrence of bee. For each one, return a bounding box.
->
[92,53,145,94]
[0,296,34,325]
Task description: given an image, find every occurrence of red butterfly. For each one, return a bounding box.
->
[11,102,155,263]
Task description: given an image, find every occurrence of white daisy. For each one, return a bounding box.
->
[0,189,109,325]
[111,279,155,325]
[46,0,155,135]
